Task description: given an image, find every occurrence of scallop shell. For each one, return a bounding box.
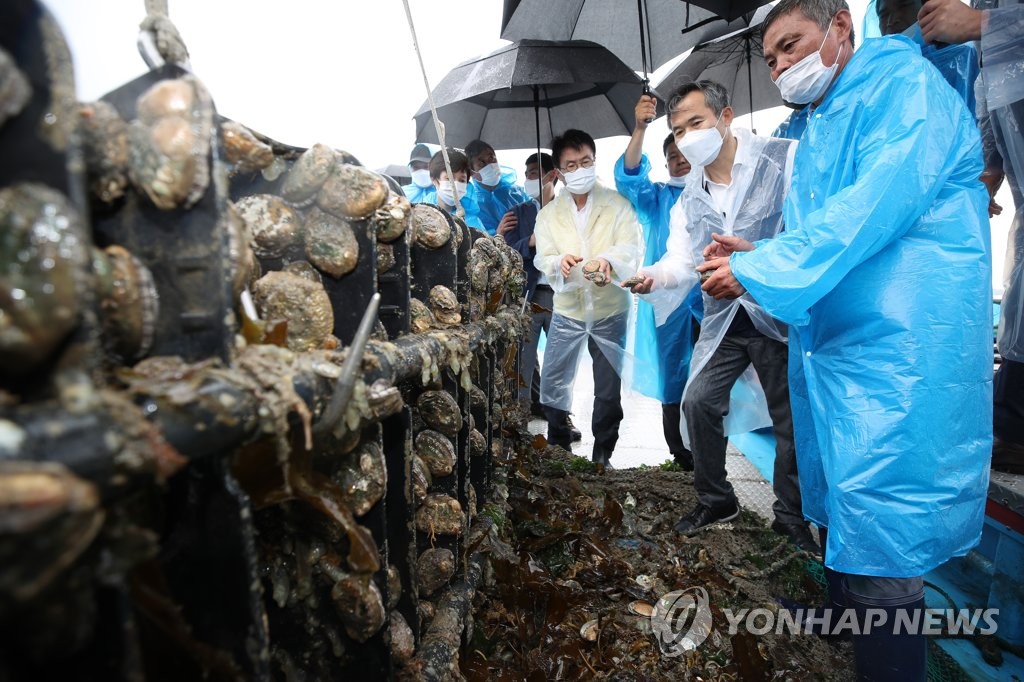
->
[416,391,462,438]
[0,46,32,129]
[627,601,654,617]
[373,192,411,243]
[129,76,212,210]
[304,207,359,278]
[251,270,333,351]
[469,429,486,457]
[79,100,130,203]
[0,184,86,373]
[415,430,456,478]
[411,204,451,249]
[417,548,455,596]
[235,194,304,260]
[281,260,322,284]
[620,274,645,288]
[93,245,159,362]
[220,120,273,173]
[329,573,385,643]
[376,242,395,274]
[411,455,431,504]
[582,259,608,286]
[317,163,388,220]
[335,440,386,517]
[469,385,486,411]
[428,285,460,326]
[414,494,464,536]
[280,143,336,205]
[409,298,435,334]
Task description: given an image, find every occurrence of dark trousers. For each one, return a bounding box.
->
[661,402,687,455]
[994,359,1024,445]
[682,332,802,525]
[519,286,553,409]
[544,315,625,457]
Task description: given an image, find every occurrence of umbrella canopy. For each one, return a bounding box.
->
[654,5,780,123]
[500,0,772,73]
[413,40,659,150]
[375,164,411,186]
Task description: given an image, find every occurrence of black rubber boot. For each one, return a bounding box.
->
[844,578,927,682]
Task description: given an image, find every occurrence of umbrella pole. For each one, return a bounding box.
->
[534,85,544,209]
[745,37,755,133]
[637,0,654,122]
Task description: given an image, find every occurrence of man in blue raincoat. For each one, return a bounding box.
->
[402,143,437,204]
[465,139,533,235]
[614,94,703,470]
[701,0,992,678]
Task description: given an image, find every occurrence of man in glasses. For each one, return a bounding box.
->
[533,129,641,466]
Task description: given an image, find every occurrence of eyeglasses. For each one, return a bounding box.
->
[559,156,595,173]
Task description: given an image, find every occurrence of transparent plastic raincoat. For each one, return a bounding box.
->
[613,153,703,404]
[470,166,532,235]
[533,184,642,411]
[730,37,992,577]
[642,128,796,442]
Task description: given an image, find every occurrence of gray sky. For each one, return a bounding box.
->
[47,0,1010,289]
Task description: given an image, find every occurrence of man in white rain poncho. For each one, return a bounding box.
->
[625,80,816,552]
[534,129,641,466]
[700,0,991,678]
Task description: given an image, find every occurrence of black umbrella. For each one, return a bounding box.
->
[500,0,772,76]
[413,40,660,151]
[655,5,780,129]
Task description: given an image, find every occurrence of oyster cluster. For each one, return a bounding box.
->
[427,285,461,326]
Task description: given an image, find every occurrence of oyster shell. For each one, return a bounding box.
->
[388,611,415,662]
[129,76,212,210]
[329,573,385,643]
[0,184,86,373]
[580,619,599,641]
[418,600,435,625]
[469,429,487,457]
[335,440,386,517]
[415,430,456,478]
[410,455,431,504]
[317,163,388,220]
[467,483,477,519]
[427,285,460,326]
[414,494,464,536]
[373,192,411,243]
[0,46,31,129]
[251,270,333,351]
[582,259,608,286]
[304,207,359,278]
[386,564,402,610]
[416,391,462,438]
[79,100,129,203]
[236,194,303,260]
[469,385,486,412]
[280,143,335,205]
[409,298,435,334]
[220,120,273,173]
[376,242,395,274]
[93,245,159,361]
[281,260,322,284]
[411,204,451,249]
[417,548,455,596]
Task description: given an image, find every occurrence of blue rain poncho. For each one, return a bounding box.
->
[730,36,992,577]
[613,153,702,404]
[402,183,437,205]
[470,165,533,235]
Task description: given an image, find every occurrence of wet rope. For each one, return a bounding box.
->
[400,0,465,218]
[138,0,190,68]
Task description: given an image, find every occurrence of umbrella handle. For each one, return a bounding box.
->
[642,81,654,125]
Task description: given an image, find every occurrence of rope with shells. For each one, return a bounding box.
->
[138,0,190,69]
[400,0,466,220]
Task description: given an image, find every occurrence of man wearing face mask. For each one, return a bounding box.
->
[700,1,991,678]
[534,129,642,465]
[428,148,485,231]
[624,81,812,555]
[465,139,532,235]
[402,143,437,204]
[613,94,703,471]
[498,153,580,441]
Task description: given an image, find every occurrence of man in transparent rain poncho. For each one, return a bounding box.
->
[624,80,816,552]
[533,129,642,466]
[701,0,992,677]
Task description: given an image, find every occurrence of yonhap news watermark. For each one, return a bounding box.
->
[650,587,999,658]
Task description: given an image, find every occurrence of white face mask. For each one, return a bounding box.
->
[476,162,501,186]
[524,178,541,198]
[675,113,725,168]
[410,169,432,188]
[561,166,596,194]
[437,180,468,207]
[773,18,843,105]
[666,174,688,188]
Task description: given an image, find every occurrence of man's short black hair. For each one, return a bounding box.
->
[464,139,494,162]
[550,129,596,169]
[525,152,555,175]
[428,148,469,181]
[662,132,677,156]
